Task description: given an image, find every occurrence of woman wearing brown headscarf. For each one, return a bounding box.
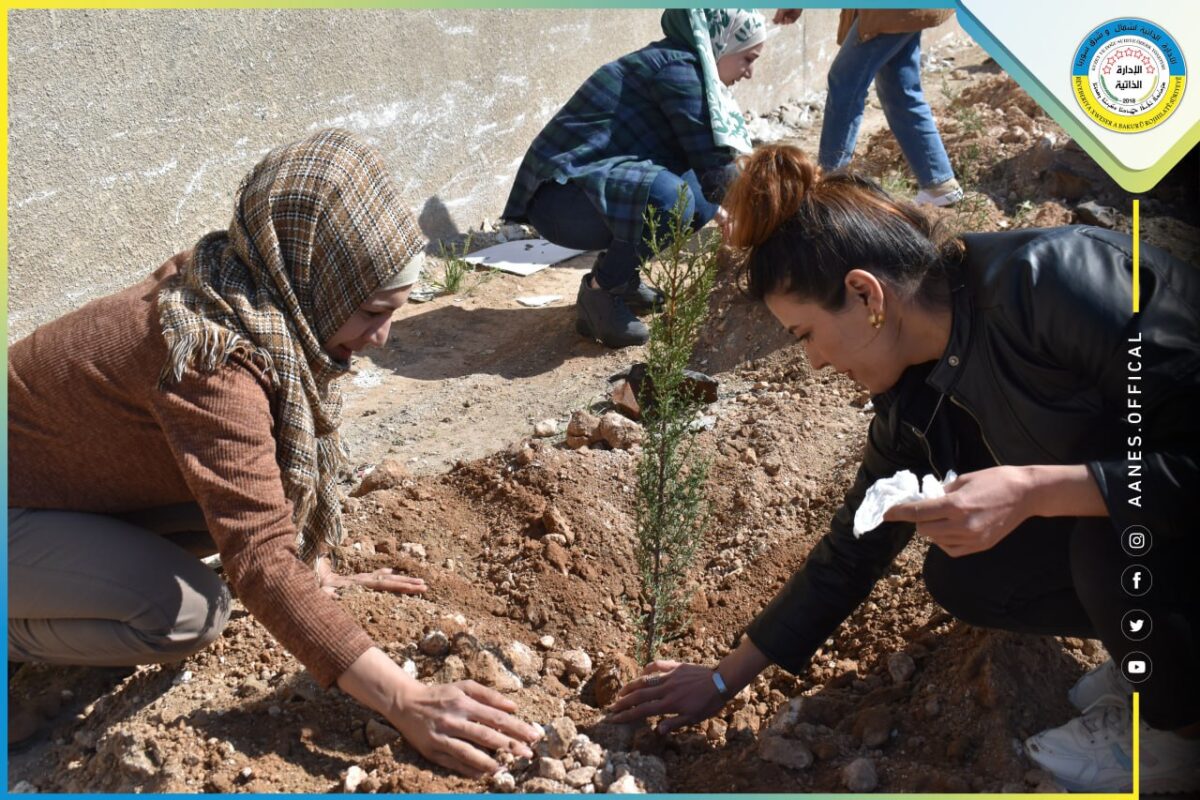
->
[8,129,540,775]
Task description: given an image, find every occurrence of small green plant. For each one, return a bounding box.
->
[954,104,985,138]
[939,74,961,105]
[880,170,915,198]
[429,234,496,296]
[631,189,719,664]
[1011,199,1036,228]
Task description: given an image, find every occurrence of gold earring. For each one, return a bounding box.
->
[869,311,885,329]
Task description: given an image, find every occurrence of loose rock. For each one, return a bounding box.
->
[887,652,916,684]
[365,719,400,748]
[419,630,450,658]
[559,649,593,680]
[854,707,892,748]
[351,459,410,496]
[491,771,517,793]
[843,757,878,792]
[500,641,543,683]
[598,412,643,450]
[524,777,570,793]
[566,766,597,788]
[535,757,568,782]
[544,717,578,759]
[534,419,559,438]
[469,650,523,691]
[570,738,605,768]
[566,411,601,449]
[757,735,813,770]
[606,774,644,794]
[343,765,366,793]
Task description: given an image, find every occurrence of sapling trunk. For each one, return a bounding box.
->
[632,188,719,664]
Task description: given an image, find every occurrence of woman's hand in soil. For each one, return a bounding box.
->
[606,661,725,733]
[884,466,1036,557]
[315,556,427,596]
[338,649,541,779]
[393,680,541,777]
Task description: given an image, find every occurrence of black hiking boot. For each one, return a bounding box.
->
[575,274,649,348]
[614,273,665,312]
[592,252,664,312]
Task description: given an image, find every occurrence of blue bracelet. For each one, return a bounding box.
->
[711,669,732,700]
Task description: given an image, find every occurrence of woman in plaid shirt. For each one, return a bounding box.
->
[503,9,767,348]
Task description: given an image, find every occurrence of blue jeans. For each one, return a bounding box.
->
[525,169,718,290]
[819,18,955,188]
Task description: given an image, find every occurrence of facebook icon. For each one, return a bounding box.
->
[1122,564,1152,597]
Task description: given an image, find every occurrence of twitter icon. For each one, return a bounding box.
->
[1122,609,1151,641]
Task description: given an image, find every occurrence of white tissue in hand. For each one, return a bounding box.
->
[853,469,957,537]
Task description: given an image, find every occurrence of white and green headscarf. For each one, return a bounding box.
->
[661,8,767,154]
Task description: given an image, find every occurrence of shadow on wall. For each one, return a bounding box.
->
[417,196,462,244]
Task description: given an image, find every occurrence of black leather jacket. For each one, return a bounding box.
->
[746,226,1200,674]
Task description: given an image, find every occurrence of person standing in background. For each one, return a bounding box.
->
[775,8,963,207]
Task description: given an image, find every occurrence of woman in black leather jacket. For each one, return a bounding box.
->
[608,143,1200,794]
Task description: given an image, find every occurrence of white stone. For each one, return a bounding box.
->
[560,649,593,679]
[400,542,427,559]
[491,771,516,793]
[607,775,644,794]
[343,765,366,793]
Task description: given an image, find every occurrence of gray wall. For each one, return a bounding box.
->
[8,9,959,339]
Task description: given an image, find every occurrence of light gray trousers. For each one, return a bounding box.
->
[8,504,231,666]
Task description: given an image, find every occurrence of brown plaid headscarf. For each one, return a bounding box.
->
[157,128,426,562]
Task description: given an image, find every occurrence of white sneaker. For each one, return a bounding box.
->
[914,178,964,207]
[1068,659,1132,711]
[1025,696,1200,794]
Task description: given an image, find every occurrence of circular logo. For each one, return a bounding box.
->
[1121,651,1152,684]
[1121,564,1152,597]
[1121,609,1152,642]
[1121,525,1152,557]
[1072,18,1186,133]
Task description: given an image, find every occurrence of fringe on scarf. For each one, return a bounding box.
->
[158,325,279,389]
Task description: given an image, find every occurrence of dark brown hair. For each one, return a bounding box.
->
[724,143,962,310]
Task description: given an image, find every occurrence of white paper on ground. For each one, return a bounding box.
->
[853,469,958,538]
[515,294,563,308]
[463,238,587,276]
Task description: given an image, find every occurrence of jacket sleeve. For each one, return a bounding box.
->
[647,58,736,202]
[744,407,923,674]
[149,360,374,687]
[1024,230,1200,539]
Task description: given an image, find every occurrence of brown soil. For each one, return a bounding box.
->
[9,41,1196,795]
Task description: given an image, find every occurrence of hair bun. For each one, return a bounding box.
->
[725,143,819,249]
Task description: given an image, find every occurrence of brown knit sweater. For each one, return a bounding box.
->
[8,256,374,687]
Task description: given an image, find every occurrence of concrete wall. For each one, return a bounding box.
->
[8,9,960,339]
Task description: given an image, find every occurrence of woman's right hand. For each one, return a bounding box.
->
[390,680,541,777]
[338,648,541,778]
[773,9,803,25]
[605,660,727,733]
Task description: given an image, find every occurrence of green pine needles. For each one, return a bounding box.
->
[632,189,720,664]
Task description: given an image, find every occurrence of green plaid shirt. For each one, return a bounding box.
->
[503,40,736,245]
